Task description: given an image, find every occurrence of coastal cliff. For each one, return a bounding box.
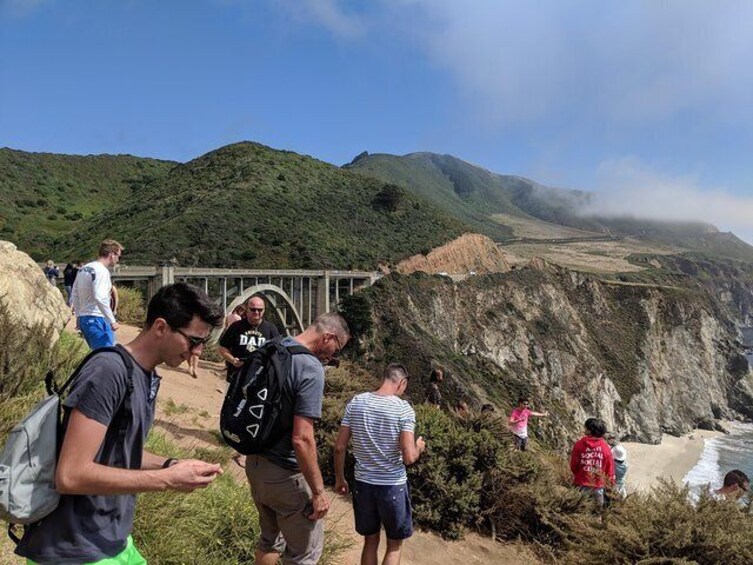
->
[352,262,753,446]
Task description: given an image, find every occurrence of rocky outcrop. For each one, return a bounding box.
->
[395,233,510,275]
[359,266,753,447]
[0,241,70,337]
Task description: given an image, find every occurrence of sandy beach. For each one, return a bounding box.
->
[623,429,725,492]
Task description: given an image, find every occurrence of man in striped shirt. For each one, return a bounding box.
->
[334,364,425,565]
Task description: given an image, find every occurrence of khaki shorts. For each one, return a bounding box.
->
[245,455,324,565]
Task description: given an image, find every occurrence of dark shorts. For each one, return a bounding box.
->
[352,480,413,540]
[513,435,528,451]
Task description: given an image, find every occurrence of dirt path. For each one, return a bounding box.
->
[3,324,541,564]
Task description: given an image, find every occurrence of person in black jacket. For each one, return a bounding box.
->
[63,262,80,308]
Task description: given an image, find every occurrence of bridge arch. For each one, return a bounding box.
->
[219,283,305,337]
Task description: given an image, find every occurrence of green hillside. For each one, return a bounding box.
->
[344,152,612,239]
[51,142,467,269]
[0,148,176,258]
[346,151,753,262]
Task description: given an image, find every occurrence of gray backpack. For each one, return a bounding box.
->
[0,346,133,536]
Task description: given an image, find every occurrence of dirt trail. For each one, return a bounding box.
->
[3,324,540,564]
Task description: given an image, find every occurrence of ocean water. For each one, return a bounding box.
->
[683,421,753,496]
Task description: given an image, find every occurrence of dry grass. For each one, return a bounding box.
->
[500,238,677,273]
[492,213,602,240]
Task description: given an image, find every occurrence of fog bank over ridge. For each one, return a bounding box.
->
[578,156,753,244]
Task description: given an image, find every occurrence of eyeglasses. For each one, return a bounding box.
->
[173,327,211,350]
[247,308,265,313]
[330,332,343,354]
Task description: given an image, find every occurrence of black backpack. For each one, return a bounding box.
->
[219,338,313,455]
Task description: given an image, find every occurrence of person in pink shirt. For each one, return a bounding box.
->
[508,396,549,451]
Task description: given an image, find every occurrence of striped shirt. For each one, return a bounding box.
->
[341,392,416,485]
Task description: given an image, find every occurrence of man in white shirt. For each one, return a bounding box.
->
[334,364,426,565]
[72,239,123,349]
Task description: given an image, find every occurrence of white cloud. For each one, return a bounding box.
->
[586,156,753,242]
[394,0,753,128]
[293,1,753,129]
[275,0,366,40]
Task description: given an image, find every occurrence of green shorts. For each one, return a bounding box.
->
[27,536,146,565]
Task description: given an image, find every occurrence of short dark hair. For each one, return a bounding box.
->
[430,368,443,383]
[481,404,495,413]
[517,396,529,404]
[146,283,224,329]
[584,417,607,438]
[384,363,409,383]
[723,469,750,489]
[313,312,351,340]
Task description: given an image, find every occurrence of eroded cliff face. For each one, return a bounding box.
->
[359,262,753,446]
[394,233,510,275]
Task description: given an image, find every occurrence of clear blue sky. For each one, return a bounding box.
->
[2,0,753,239]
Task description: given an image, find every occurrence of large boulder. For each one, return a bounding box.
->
[0,241,70,336]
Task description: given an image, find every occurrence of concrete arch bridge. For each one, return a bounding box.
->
[111,266,378,335]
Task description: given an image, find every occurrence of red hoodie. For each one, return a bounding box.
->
[570,435,615,489]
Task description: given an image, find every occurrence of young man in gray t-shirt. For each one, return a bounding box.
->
[15,283,224,565]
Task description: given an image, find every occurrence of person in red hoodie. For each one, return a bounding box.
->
[570,417,615,507]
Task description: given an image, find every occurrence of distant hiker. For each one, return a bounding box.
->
[62,262,80,307]
[224,302,247,329]
[605,432,628,498]
[185,350,200,378]
[611,445,628,498]
[481,403,495,413]
[43,260,59,285]
[454,399,470,417]
[570,417,615,507]
[15,283,225,564]
[71,239,123,349]
[110,285,119,318]
[245,313,349,565]
[425,368,443,407]
[218,295,280,383]
[508,396,549,451]
[714,469,750,501]
[334,363,425,565]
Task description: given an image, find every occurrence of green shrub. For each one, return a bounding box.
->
[559,481,753,565]
[0,301,87,440]
[134,433,260,564]
[115,285,146,327]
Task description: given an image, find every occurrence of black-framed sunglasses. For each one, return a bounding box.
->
[173,327,211,350]
[247,308,265,313]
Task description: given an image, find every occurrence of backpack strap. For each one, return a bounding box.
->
[286,344,314,356]
[51,345,132,397]
[52,345,136,455]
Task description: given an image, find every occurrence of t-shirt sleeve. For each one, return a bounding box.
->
[399,402,416,432]
[341,398,353,428]
[291,356,324,419]
[268,323,281,338]
[219,323,237,349]
[63,353,129,427]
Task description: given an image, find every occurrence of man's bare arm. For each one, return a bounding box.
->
[333,425,351,495]
[399,430,425,465]
[291,415,329,520]
[218,346,243,367]
[55,409,222,495]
